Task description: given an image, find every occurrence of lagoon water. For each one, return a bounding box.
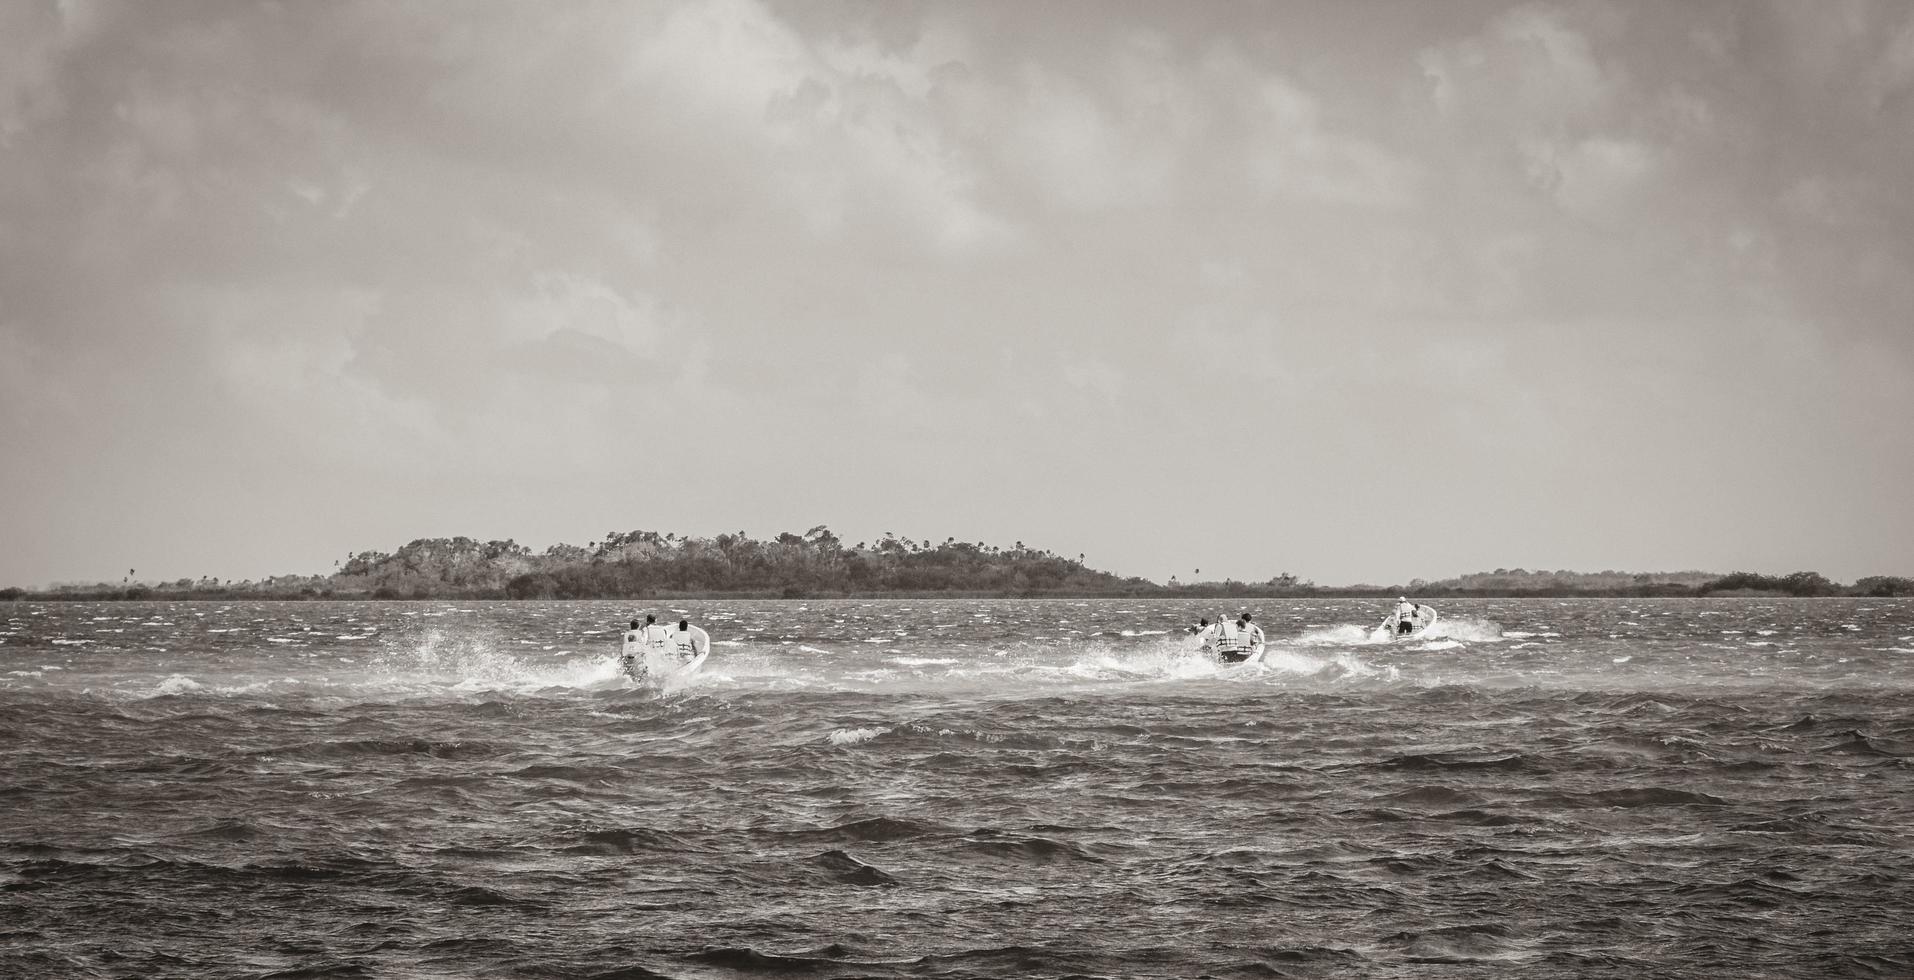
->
[3,597,1911,978]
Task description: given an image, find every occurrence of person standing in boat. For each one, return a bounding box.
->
[1392,597,1419,636]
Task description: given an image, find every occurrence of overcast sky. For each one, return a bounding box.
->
[3,0,1911,589]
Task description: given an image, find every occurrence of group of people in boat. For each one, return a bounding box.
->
[1187,599,1432,662]
[620,598,1432,677]
[619,613,710,681]
[1186,612,1268,663]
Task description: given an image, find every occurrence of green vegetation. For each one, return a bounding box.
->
[1413,568,1721,595]
[15,528,1154,600]
[5,529,1911,599]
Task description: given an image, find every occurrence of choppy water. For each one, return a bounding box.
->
[3,598,1912,978]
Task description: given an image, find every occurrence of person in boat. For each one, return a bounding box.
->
[1188,617,1217,655]
[620,618,642,676]
[622,613,674,679]
[1392,597,1419,636]
[671,618,711,663]
[1214,611,1265,663]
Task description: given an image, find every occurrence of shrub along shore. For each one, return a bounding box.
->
[8,529,1911,600]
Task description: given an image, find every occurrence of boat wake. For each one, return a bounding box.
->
[92,621,1439,704]
[1296,617,1505,647]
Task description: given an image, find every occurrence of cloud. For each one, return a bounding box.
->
[2,1,1911,586]
[1420,3,1618,123]
[1237,70,1419,208]
[950,32,1416,213]
[625,0,1012,251]
[976,32,1205,213]
[1523,135,1656,218]
[1058,355,1125,407]
[0,2,70,143]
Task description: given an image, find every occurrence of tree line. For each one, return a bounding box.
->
[4,527,1911,599]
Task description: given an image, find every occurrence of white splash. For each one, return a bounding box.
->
[154,675,204,696]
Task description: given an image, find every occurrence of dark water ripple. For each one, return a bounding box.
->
[2,598,1913,977]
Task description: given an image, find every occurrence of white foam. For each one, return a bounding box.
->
[828,727,885,745]
[1296,624,1374,645]
[154,675,204,696]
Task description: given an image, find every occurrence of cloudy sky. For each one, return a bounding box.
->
[3,0,1910,589]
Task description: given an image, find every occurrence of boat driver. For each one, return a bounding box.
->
[1394,597,1418,635]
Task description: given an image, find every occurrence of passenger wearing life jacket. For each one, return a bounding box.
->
[621,613,674,680]
[671,618,711,663]
[1393,597,1419,635]
[1214,611,1265,664]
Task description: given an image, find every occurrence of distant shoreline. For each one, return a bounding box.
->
[4,586,1905,603]
[8,529,1910,601]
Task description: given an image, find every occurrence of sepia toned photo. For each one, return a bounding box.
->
[3,2,1911,977]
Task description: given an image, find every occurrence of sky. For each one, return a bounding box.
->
[2,0,1911,589]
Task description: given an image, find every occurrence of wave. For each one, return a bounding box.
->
[1571,787,1732,808]
[30,607,1905,707]
[553,828,714,856]
[1383,922,1536,964]
[776,816,956,843]
[1823,733,1914,757]
[955,832,1105,864]
[681,946,874,975]
[1296,617,1506,647]
[165,818,264,842]
[828,727,886,745]
[154,674,204,696]
[1380,785,1486,806]
[1379,751,1529,771]
[807,849,900,886]
[251,738,504,761]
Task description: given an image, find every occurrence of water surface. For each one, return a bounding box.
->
[3,598,1911,978]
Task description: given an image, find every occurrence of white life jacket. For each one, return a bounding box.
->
[639,624,672,649]
[1396,602,1417,620]
[1216,621,1255,653]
